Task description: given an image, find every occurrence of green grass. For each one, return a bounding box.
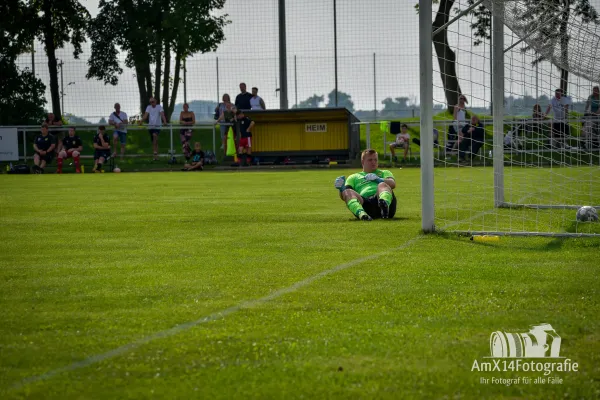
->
[0,170,599,399]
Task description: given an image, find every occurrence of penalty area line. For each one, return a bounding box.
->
[12,236,424,391]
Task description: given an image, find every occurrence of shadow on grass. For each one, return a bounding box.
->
[431,229,599,252]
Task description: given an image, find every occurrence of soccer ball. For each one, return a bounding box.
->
[576,206,598,222]
[113,167,121,173]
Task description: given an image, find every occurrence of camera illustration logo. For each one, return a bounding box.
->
[490,323,561,358]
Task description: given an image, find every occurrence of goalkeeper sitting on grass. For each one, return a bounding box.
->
[334,149,397,221]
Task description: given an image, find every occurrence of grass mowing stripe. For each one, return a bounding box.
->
[11,236,424,391]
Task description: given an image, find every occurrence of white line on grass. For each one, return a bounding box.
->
[12,236,423,391]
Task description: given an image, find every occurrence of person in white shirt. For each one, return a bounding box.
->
[452,95,468,150]
[250,87,266,110]
[389,123,411,162]
[544,88,570,148]
[142,97,167,161]
[108,103,128,161]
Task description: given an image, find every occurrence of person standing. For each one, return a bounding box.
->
[451,95,468,151]
[544,88,570,148]
[584,86,600,146]
[235,109,255,166]
[216,94,235,152]
[108,103,128,161]
[33,124,56,174]
[57,127,83,174]
[179,103,196,161]
[235,82,252,111]
[142,97,167,161]
[250,87,266,110]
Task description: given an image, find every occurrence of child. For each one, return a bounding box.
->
[183,142,205,171]
[389,123,410,162]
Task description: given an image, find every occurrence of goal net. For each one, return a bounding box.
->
[420,0,600,237]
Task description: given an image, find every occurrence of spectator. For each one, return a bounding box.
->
[250,87,266,110]
[57,127,83,174]
[235,82,252,111]
[452,95,468,151]
[44,112,64,153]
[532,104,544,120]
[32,123,56,174]
[583,86,600,148]
[142,97,167,161]
[216,94,234,152]
[108,103,128,161]
[527,103,546,137]
[459,115,485,161]
[235,108,255,166]
[93,126,111,173]
[332,149,397,221]
[183,142,205,171]
[544,88,570,148]
[179,103,196,161]
[389,123,410,162]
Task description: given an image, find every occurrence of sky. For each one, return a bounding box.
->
[18,0,600,122]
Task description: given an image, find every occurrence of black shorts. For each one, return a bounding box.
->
[362,193,397,219]
[94,150,110,161]
[149,129,160,141]
[552,122,570,136]
[36,151,54,163]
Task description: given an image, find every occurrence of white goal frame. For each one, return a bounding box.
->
[419,0,600,237]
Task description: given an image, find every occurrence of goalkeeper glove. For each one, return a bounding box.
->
[364,173,384,183]
[334,176,346,192]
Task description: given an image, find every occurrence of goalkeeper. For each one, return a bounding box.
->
[334,149,397,221]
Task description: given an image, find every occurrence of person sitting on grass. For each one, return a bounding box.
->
[93,126,111,173]
[57,127,83,174]
[389,123,410,162]
[458,115,485,161]
[183,142,205,171]
[333,149,397,221]
[33,123,56,174]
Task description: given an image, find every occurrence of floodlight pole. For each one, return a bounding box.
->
[278,0,288,109]
[333,0,338,107]
[419,0,435,233]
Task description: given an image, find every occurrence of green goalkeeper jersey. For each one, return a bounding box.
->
[345,169,395,198]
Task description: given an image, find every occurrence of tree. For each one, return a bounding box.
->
[64,114,91,124]
[0,0,47,125]
[295,94,325,109]
[379,97,411,118]
[87,0,229,120]
[31,0,90,120]
[326,90,354,111]
[467,0,599,94]
[415,0,463,114]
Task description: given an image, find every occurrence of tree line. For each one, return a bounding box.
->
[2,1,598,125]
[1,0,228,126]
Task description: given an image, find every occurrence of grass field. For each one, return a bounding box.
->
[0,169,599,399]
